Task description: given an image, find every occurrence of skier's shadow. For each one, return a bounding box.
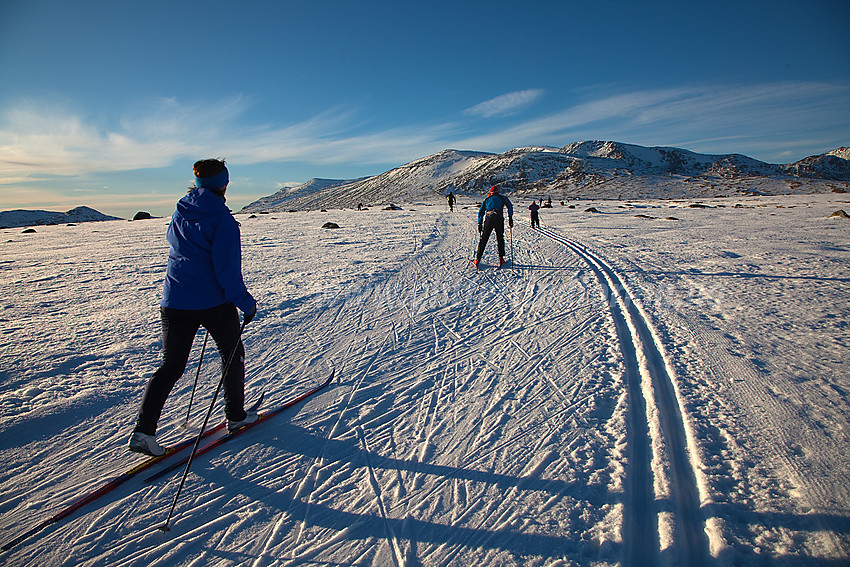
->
[190,419,616,564]
[190,418,850,566]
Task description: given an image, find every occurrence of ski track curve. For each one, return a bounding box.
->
[533,221,710,566]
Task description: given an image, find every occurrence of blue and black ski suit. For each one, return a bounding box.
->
[476,193,513,261]
[134,186,257,436]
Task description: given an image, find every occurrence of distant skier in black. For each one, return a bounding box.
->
[474,185,513,268]
[529,201,540,228]
[447,192,455,212]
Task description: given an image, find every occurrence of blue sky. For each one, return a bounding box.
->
[1,0,848,217]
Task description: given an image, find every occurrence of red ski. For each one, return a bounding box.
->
[1,424,225,551]
[1,392,264,552]
[144,369,335,483]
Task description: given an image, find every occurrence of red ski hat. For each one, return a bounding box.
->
[488,185,500,194]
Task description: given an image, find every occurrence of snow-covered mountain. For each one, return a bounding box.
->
[784,147,850,179]
[243,177,369,211]
[243,141,850,212]
[0,206,122,229]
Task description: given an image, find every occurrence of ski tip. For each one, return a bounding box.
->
[249,392,265,412]
[314,368,336,388]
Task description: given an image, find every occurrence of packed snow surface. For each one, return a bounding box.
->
[1,193,848,566]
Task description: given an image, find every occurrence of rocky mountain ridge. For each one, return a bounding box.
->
[242,140,850,212]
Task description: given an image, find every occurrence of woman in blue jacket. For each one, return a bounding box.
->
[129,159,258,456]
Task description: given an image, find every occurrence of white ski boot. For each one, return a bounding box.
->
[128,432,165,457]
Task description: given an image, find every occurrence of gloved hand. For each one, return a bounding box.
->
[478,223,483,234]
[508,217,514,228]
[243,305,258,325]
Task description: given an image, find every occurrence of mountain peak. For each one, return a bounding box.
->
[243,141,850,212]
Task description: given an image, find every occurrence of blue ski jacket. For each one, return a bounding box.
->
[161,187,256,314]
[478,194,514,224]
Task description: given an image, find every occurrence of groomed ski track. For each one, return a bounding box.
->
[1,208,711,566]
[530,221,709,566]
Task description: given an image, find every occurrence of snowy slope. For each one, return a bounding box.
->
[244,178,370,212]
[1,192,849,566]
[242,141,850,213]
[784,147,850,180]
[242,150,498,213]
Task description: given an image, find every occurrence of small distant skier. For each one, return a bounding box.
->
[447,192,455,212]
[529,201,540,228]
[474,185,513,268]
[128,159,259,457]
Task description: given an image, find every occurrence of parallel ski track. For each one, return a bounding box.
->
[533,222,709,567]
[387,220,607,564]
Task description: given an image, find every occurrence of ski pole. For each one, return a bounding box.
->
[181,331,209,428]
[472,223,480,265]
[509,225,514,271]
[158,319,247,532]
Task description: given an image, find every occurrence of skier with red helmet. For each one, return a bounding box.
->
[474,185,513,268]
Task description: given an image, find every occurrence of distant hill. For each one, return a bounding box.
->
[0,206,122,229]
[243,141,850,212]
[244,178,369,212]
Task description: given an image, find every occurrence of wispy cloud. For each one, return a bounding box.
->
[464,89,545,118]
[0,99,208,177]
[0,99,460,180]
[452,82,850,162]
[1,82,847,187]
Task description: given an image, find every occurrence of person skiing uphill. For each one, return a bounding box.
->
[529,201,540,228]
[474,185,513,267]
[128,159,259,457]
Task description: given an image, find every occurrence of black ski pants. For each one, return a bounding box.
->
[476,214,506,260]
[134,303,246,436]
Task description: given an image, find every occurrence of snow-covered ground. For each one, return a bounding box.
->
[1,192,848,566]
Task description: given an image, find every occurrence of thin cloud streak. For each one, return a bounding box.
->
[1,81,847,184]
[464,90,546,118]
[451,82,850,161]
